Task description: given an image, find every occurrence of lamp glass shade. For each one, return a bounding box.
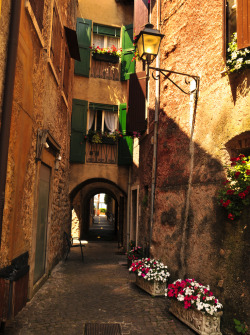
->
[143,34,162,56]
[137,32,163,62]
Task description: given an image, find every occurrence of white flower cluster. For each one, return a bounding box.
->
[226,33,250,73]
[129,258,170,282]
[166,279,223,316]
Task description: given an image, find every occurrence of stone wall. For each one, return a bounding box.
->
[136,0,250,333]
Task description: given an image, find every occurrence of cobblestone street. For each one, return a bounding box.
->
[3,241,195,335]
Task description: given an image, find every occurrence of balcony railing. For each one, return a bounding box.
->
[85,142,118,164]
[90,59,120,81]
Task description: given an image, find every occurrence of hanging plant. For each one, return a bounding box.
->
[217,154,250,220]
[226,33,250,73]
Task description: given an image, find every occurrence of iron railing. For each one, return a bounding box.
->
[85,142,118,164]
[90,59,120,81]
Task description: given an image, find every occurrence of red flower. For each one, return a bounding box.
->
[238,192,246,199]
[246,170,250,175]
[223,180,230,185]
[239,154,245,159]
[228,213,235,220]
[235,172,241,178]
[226,189,235,195]
[223,200,231,207]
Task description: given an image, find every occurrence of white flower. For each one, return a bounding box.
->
[245,60,250,64]
[231,51,238,60]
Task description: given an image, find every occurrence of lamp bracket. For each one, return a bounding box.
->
[149,66,200,95]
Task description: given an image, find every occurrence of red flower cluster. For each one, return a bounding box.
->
[218,154,250,221]
[166,279,223,315]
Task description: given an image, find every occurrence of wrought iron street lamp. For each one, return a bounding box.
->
[136,23,164,64]
[135,23,200,95]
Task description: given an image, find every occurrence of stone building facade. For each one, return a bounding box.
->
[69,0,134,246]
[128,0,250,333]
[0,0,77,325]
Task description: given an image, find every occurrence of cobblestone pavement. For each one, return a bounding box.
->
[3,242,195,335]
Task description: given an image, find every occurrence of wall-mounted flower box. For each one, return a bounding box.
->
[92,53,119,64]
[136,275,166,296]
[169,300,223,335]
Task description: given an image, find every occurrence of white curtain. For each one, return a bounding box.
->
[88,110,95,130]
[104,111,117,132]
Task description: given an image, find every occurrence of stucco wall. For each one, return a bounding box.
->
[136,0,250,333]
[0,0,77,297]
[78,0,133,28]
[0,0,11,127]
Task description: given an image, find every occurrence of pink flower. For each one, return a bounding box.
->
[228,213,235,220]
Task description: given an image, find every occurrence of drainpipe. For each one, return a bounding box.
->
[0,0,22,244]
[126,166,132,250]
[149,0,161,255]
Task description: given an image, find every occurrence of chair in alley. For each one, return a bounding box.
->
[64,232,88,262]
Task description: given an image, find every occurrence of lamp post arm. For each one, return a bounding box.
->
[149,66,200,95]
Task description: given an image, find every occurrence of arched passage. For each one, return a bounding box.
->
[69,178,127,246]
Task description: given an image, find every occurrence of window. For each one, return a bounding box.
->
[88,104,118,133]
[225,0,250,50]
[92,24,120,49]
[226,0,237,46]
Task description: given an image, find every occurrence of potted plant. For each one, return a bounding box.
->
[129,258,170,296]
[226,33,250,74]
[126,246,144,268]
[86,130,123,144]
[90,45,122,63]
[166,278,223,335]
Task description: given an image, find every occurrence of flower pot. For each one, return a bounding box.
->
[169,300,223,335]
[135,275,166,296]
[92,53,119,64]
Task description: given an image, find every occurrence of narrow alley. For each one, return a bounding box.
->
[3,238,195,335]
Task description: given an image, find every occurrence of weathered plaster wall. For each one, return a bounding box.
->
[0,0,76,297]
[78,0,133,27]
[71,0,133,249]
[0,0,11,127]
[70,163,129,195]
[136,0,250,333]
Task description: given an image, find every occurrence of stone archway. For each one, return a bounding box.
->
[69,179,127,246]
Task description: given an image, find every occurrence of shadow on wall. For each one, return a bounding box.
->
[227,70,250,105]
[138,111,249,334]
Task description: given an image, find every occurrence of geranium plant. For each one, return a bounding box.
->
[126,246,144,261]
[218,154,250,220]
[90,45,122,58]
[226,33,250,73]
[166,278,223,316]
[129,258,170,283]
[85,129,123,144]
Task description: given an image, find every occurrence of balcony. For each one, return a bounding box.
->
[85,142,118,164]
[90,59,120,81]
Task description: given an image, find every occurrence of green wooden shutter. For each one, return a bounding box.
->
[70,99,88,163]
[118,103,133,165]
[75,18,92,77]
[121,24,135,81]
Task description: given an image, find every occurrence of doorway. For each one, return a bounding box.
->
[34,163,51,284]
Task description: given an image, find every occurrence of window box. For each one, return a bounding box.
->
[92,53,119,64]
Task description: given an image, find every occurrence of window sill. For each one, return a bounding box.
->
[25,0,44,48]
[48,58,60,86]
